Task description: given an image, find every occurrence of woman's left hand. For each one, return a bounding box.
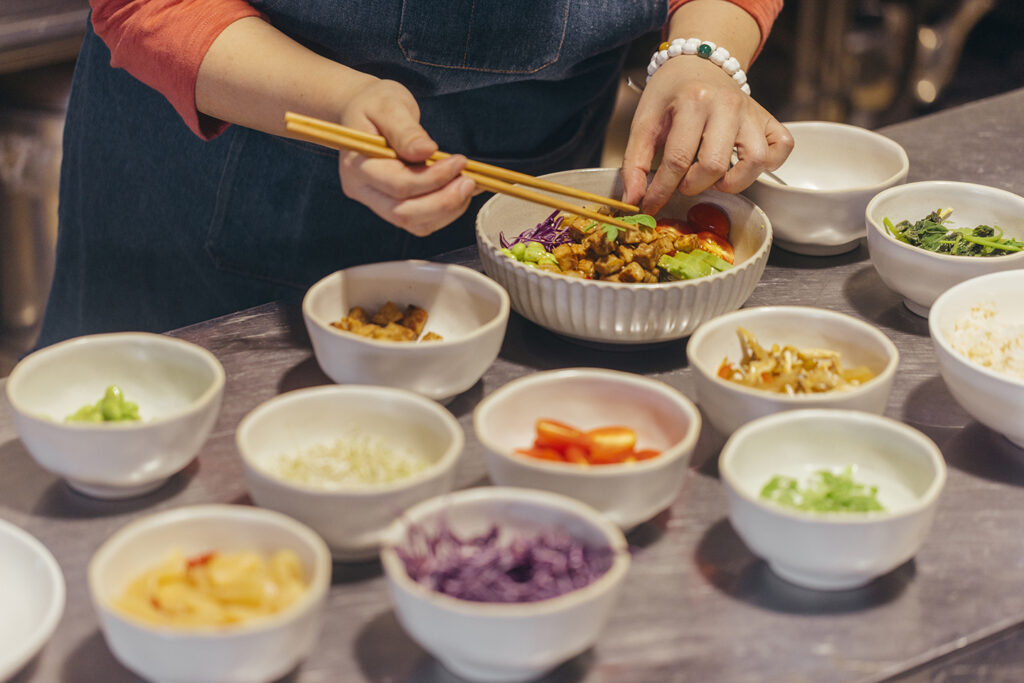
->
[621,55,793,215]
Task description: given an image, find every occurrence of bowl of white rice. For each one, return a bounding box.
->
[929,270,1024,448]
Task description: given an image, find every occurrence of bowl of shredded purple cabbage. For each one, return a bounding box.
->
[380,486,629,682]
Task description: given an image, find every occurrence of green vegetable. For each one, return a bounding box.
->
[585,213,657,243]
[686,248,734,272]
[760,467,884,513]
[523,241,548,263]
[510,242,527,261]
[66,385,141,423]
[884,208,1024,256]
[658,250,731,280]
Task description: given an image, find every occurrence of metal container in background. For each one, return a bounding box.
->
[0,64,71,358]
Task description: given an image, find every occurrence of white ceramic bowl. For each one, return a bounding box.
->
[719,409,946,591]
[929,270,1024,448]
[476,168,772,344]
[303,260,510,402]
[744,121,909,255]
[473,368,700,530]
[0,520,65,681]
[5,333,225,499]
[866,181,1024,316]
[687,306,899,436]
[380,487,630,683]
[236,385,464,561]
[88,504,331,683]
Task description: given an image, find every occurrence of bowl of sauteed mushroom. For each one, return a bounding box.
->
[475,168,772,345]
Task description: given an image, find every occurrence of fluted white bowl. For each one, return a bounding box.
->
[476,168,772,344]
[745,121,908,255]
[866,181,1024,316]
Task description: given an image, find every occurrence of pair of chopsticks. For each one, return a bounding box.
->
[284,111,639,230]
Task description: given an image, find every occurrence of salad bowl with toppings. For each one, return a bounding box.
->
[719,409,946,591]
[929,270,1024,448]
[866,181,1024,316]
[236,385,464,561]
[687,306,899,435]
[5,332,225,499]
[476,168,772,344]
[473,368,701,530]
[380,487,630,682]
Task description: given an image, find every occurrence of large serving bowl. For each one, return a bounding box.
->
[0,520,64,681]
[929,270,1024,448]
[866,181,1024,316]
[744,121,909,256]
[473,368,701,530]
[476,168,771,344]
[303,260,510,402]
[236,385,464,560]
[719,409,946,591]
[686,306,899,436]
[380,487,630,682]
[5,333,225,499]
[88,504,331,683]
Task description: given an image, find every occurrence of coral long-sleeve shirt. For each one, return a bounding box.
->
[90,0,782,140]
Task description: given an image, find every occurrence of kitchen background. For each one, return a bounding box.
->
[2,0,1023,375]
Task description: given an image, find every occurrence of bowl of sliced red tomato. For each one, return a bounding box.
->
[472,368,702,530]
[476,168,773,344]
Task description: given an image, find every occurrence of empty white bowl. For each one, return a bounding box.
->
[744,121,909,255]
[473,368,701,530]
[0,520,65,681]
[476,168,772,344]
[236,385,464,561]
[303,260,510,403]
[88,504,331,683]
[719,409,946,591]
[929,270,1024,448]
[687,306,899,436]
[5,333,225,499]
[866,181,1024,316]
[380,487,630,682]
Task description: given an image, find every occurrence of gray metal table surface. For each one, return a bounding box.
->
[3,88,1024,683]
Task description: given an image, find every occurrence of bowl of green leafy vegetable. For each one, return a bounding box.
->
[866,181,1024,317]
[719,409,946,591]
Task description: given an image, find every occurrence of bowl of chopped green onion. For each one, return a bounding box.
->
[866,181,1024,317]
[719,409,946,591]
[5,332,225,499]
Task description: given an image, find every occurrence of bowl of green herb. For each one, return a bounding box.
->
[719,409,946,591]
[866,181,1024,316]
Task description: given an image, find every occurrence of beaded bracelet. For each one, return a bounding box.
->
[646,38,750,95]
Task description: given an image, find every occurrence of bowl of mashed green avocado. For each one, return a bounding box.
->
[5,333,225,499]
[718,409,946,591]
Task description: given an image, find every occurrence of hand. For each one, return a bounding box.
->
[337,79,477,236]
[621,56,794,215]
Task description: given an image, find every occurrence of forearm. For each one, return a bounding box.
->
[195,16,376,138]
[667,0,762,69]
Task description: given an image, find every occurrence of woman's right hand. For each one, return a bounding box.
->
[337,79,477,237]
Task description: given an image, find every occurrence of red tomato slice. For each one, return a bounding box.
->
[585,426,637,462]
[516,446,564,462]
[534,419,585,450]
[633,449,662,461]
[696,231,735,264]
[564,444,591,465]
[687,203,730,239]
[655,218,696,237]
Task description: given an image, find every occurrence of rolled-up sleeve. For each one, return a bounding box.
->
[91,0,264,139]
[667,0,784,61]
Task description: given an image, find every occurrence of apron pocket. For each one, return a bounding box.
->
[398,0,570,73]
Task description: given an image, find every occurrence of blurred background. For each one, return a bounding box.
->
[2,0,1023,375]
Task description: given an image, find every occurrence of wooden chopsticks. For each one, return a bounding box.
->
[284,111,639,230]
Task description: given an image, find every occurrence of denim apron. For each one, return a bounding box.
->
[37,0,665,346]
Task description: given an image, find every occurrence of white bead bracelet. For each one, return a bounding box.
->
[645,38,750,95]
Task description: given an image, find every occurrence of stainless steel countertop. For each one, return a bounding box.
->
[3,88,1024,682]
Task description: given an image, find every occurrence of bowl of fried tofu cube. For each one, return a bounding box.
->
[302,260,510,402]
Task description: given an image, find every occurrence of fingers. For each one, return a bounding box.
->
[357,175,477,237]
[712,119,769,193]
[344,80,437,162]
[763,118,795,171]
[621,105,662,207]
[349,154,468,200]
[677,93,742,197]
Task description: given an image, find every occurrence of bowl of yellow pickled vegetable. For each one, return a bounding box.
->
[5,332,225,499]
[719,409,946,591]
[88,504,331,683]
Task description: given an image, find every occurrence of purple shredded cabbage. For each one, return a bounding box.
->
[395,521,615,603]
[499,210,572,250]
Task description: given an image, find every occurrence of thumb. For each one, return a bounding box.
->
[372,102,437,163]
